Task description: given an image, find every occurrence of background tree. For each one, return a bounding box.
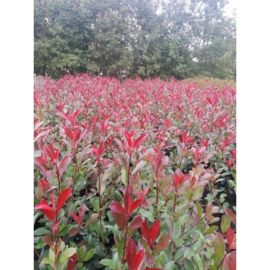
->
[34,0,236,80]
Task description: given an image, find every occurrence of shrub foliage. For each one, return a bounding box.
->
[34,75,236,270]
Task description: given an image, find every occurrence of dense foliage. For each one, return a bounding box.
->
[34,75,236,269]
[34,0,236,80]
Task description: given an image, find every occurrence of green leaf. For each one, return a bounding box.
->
[91,197,99,212]
[59,248,77,263]
[213,233,225,262]
[34,227,51,236]
[179,213,189,225]
[34,211,43,224]
[99,259,118,269]
[121,167,127,185]
[173,225,182,240]
[40,257,54,267]
[100,165,114,195]
[193,253,203,270]
[140,209,155,222]
[35,237,46,249]
[192,237,205,252]
[174,248,185,262]
[209,257,219,270]
[185,259,195,270]
[184,248,195,259]
[49,248,55,263]
[192,186,204,200]
[174,238,184,245]
[78,246,87,262]
[56,262,67,270]
[205,226,218,235]
[165,261,175,270]
[221,214,231,234]
[83,248,95,261]
[58,224,72,237]
[196,202,203,219]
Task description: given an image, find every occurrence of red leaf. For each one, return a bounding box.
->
[155,233,171,250]
[110,202,126,215]
[174,174,180,188]
[57,188,71,211]
[226,228,235,246]
[64,127,73,140]
[58,154,72,177]
[224,251,236,270]
[126,238,136,270]
[39,178,50,192]
[52,220,61,235]
[35,199,55,220]
[133,249,145,270]
[229,240,236,250]
[45,143,56,161]
[140,187,149,200]
[43,235,53,246]
[51,194,55,209]
[73,109,81,120]
[34,201,54,212]
[124,132,133,148]
[129,199,142,214]
[91,146,99,157]
[67,253,78,270]
[69,228,80,236]
[70,211,81,225]
[34,159,47,175]
[225,209,236,224]
[56,110,70,121]
[134,134,148,149]
[129,215,144,229]
[73,128,81,143]
[111,211,126,230]
[42,209,55,221]
[99,141,106,156]
[78,204,87,219]
[150,220,160,243]
[124,185,133,214]
[140,221,151,242]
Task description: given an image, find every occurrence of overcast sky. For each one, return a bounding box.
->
[224,0,236,18]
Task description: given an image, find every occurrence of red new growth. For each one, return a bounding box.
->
[70,204,87,226]
[140,220,161,249]
[126,237,145,270]
[110,184,148,230]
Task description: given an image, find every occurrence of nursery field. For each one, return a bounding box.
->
[34,75,236,270]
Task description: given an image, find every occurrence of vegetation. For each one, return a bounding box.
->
[34,0,236,80]
[34,75,236,270]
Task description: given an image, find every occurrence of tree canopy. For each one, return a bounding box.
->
[34,0,236,80]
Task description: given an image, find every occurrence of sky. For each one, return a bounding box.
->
[224,0,236,18]
[156,0,236,18]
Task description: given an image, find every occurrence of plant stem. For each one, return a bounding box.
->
[65,147,77,226]
[56,164,61,195]
[156,177,159,217]
[98,160,105,244]
[171,186,178,253]
[127,156,131,185]
[100,169,120,208]
[71,147,78,194]
[179,215,206,238]
[217,252,227,270]
[121,217,129,268]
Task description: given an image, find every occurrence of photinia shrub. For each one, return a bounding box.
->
[34,75,236,269]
